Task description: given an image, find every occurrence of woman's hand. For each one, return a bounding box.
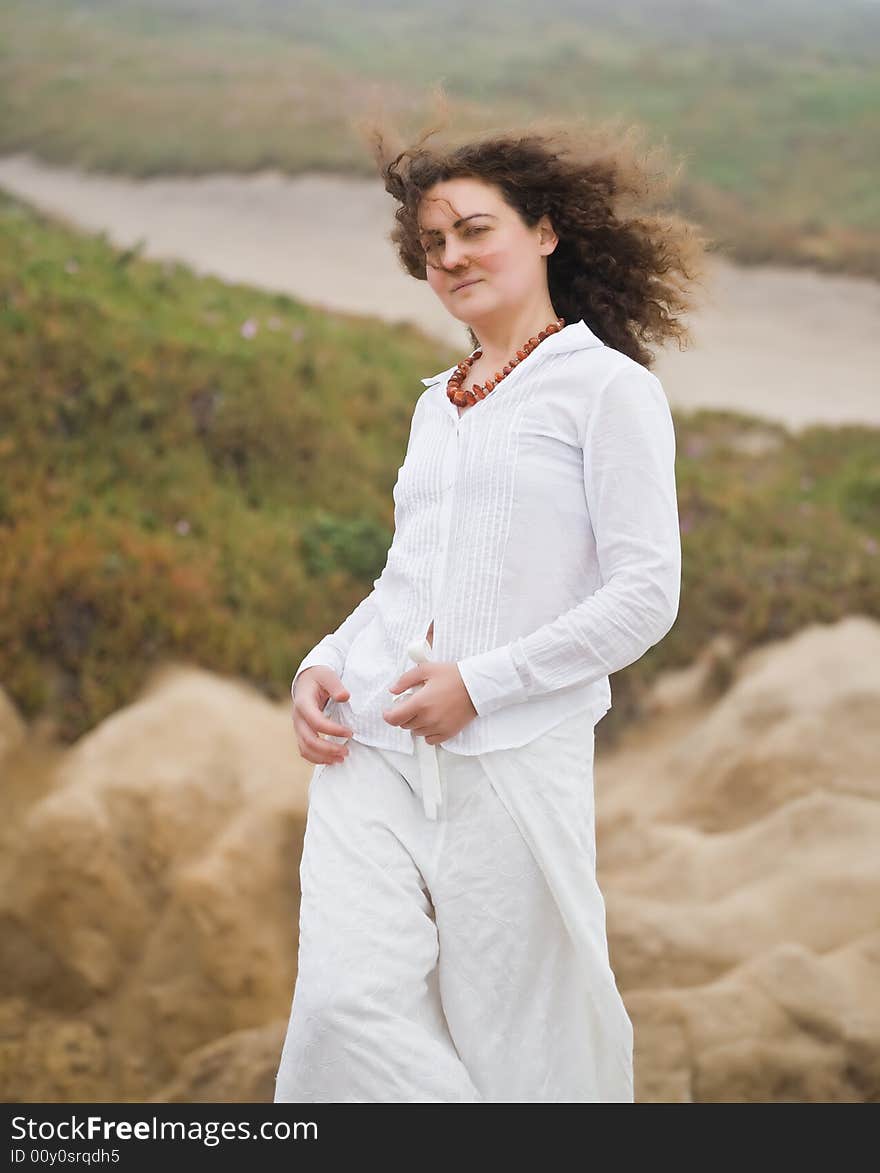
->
[382,662,477,745]
[291,666,355,765]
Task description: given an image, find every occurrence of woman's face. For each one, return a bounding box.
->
[418,177,556,328]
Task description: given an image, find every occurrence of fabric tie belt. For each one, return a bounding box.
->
[390,635,442,820]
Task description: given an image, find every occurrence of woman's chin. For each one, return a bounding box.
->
[444,294,495,325]
[444,305,475,326]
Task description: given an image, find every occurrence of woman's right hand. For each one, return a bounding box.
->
[291,666,355,765]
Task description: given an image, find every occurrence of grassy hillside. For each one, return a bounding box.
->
[2,189,879,743]
[0,0,878,277]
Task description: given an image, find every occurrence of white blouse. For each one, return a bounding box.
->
[293,318,682,756]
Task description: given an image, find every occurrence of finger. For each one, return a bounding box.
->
[292,712,352,761]
[388,667,426,695]
[300,731,350,765]
[310,709,355,738]
[382,699,416,726]
[293,706,353,742]
[296,696,352,738]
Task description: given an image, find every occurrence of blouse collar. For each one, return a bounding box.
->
[420,318,605,386]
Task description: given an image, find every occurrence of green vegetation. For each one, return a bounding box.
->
[2,190,878,743]
[0,190,461,737]
[1,0,878,276]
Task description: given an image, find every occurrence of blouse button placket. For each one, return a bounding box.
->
[429,417,460,632]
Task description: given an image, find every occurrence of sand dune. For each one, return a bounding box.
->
[599,616,880,1100]
[1,616,877,1102]
[0,665,309,1102]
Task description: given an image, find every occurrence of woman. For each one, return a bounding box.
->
[274,121,709,1103]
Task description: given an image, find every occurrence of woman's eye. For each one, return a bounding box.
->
[421,226,488,250]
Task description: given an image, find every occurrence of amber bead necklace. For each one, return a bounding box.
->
[446,315,566,408]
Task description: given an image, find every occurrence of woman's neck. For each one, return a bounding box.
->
[471,303,561,370]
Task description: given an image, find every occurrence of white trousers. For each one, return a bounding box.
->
[273,715,634,1103]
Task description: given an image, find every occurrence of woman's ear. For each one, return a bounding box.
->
[538,214,558,255]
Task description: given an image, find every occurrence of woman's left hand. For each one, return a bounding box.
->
[382,662,477,744]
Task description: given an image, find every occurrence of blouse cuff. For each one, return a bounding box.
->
[292,644,345,695]
[455,644,529,717]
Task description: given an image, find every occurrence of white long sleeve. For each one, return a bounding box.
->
[454,369,681,717]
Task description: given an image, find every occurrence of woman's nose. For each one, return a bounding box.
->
[440,238,470,269]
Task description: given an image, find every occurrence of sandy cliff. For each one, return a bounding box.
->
[1,617,877,1102]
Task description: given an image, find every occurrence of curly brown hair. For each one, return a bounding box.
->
[357,103,713,369]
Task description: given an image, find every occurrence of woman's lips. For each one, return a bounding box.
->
[452,279,482,292]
